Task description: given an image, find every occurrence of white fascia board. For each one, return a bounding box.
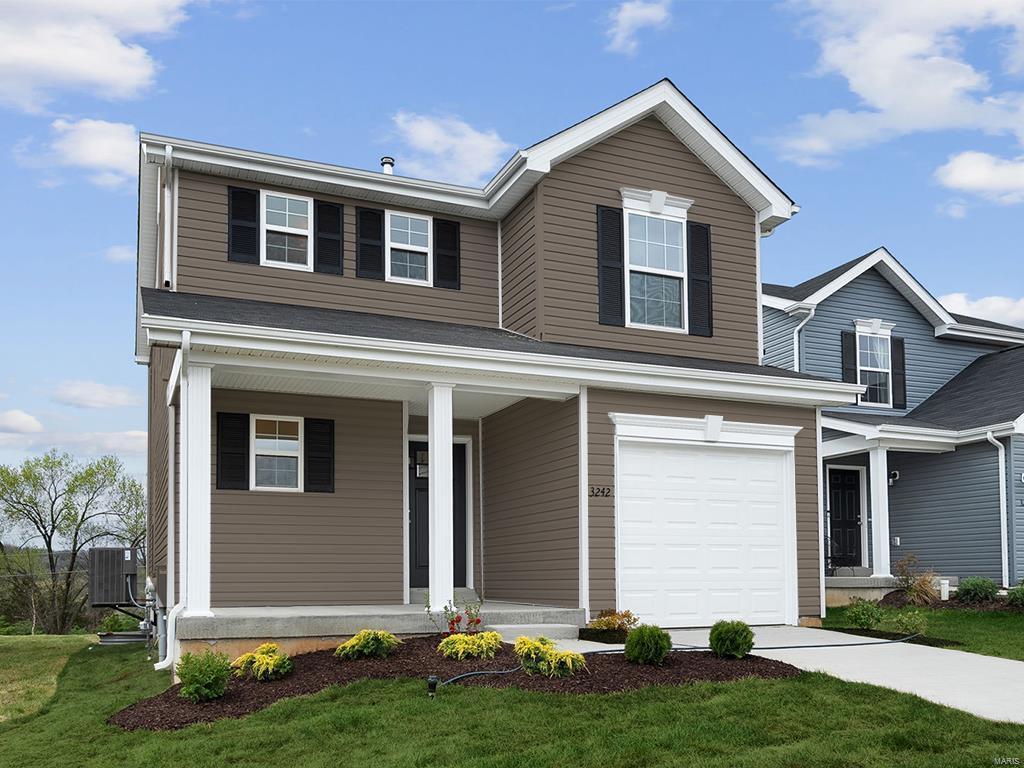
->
[610,412,801,448]
[822,415,1019,446]
[142,314,862,407]
[935,323,1024,346]
[761,293,796,311]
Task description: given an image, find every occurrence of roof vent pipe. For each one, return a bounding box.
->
[380,156,395,175]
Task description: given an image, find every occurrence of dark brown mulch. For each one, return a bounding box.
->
[108,635,799,731]
[577,627,628,644]
[826,627,963,648]
[879,589,1023,613]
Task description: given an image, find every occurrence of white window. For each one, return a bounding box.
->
[260,190,313,271]
[385,211,432,285]
[857,333,892,407]
[250,415,303,491]
[621,188,693,333]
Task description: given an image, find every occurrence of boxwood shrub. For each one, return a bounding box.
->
[624,624,672,666]
[956,577,998,604]
[176,650,231,703]
[1007,584,1024,608]
[708,620,754,659]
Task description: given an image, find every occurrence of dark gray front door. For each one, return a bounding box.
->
[408,442,467,589]
[828,468,862,568]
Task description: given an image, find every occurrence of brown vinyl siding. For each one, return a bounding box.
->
[481,398,579,606]
[210,391,403,607]
[146,346,175,603]
[407,416,483,591]
[587,389,820,618]
[499,189,539,336]
[175,172,500,328]
[538,116,760,363]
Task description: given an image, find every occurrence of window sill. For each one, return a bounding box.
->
[856,400,893,409]
[260,260,313,273]
[249,485,304,493]
[386,275,432,287]
[626,321,690,336]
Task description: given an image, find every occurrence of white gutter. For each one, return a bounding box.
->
[986,431,1011,588]
[791,306,815,372]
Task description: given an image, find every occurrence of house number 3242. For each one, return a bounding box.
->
[589,486,612,497]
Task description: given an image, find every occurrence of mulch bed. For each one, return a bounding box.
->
[879,590,1023,613]
[577,627,628,644]
[825,627,964,649]
[109,635,799,731]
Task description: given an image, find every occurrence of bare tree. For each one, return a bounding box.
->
[0,450,146,634]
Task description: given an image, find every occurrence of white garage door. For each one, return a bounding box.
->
[617,440,793,627]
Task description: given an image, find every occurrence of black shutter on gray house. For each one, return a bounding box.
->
[840,331,858,383]
[596,205,625,326]
[304,418,335,493]
[891,336,907,409]
[216,412,249,490]
[314,200,343,275]
[433,218,461,289]
[228,187,259,264]
[687,221,713,337]
[356,207,385,279]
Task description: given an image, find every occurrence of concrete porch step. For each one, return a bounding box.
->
[408,587,479,607]
[488,623,579,640]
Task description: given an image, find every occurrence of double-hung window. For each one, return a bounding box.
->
[856,332,892,407]
[251,415,303,491]
[385,211,432,285]
[260,190,313,271]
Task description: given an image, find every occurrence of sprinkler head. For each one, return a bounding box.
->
[427,675,439,699]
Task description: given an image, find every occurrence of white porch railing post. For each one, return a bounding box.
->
[869,446,892,578]
[183,363,214,615]
[427,383,455,609]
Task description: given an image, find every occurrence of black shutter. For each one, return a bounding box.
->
[314,200,343,275]
[433,218,461,289]
[228,187,260,264]
[891,336,907,409]
[304,418,335,493]
[216,412,249,490]
[841,331,858,384]
[687,221,713,337]
[596,205,625,326]
[356,207,385,279]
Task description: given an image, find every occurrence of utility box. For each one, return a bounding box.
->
[89,548,138,607]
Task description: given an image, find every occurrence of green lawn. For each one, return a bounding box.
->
[0,634,96,721]
[1,640,1024,767]
[825,605,1024,661]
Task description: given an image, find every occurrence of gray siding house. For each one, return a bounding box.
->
[762,247,1024,588]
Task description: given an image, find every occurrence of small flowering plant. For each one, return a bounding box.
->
[425,593,485,636]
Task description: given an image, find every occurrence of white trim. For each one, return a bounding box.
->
[762,293,795,311]
[816,408,825,616]
[171,166,179,290]
[165,403,176,609]
[855,330,893,408]
[402,401,410,605]
[249,414,304,492]
[622,196,689,334]
[868,446,891,577]
[384,209,433,286]
[143,314,863,407]
[792,307,815,372]
[620,187,693,218]
[824,463,870,569]
[182,362,213,617]
[578,386,590,620]
[985,432,1011,588]
[427,383,455,608]
[756,223,764,365]
[496,220,504,329]
[822,415,1020,446]
[259,189,314,272]
[477,418,485,599]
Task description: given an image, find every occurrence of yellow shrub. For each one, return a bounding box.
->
[231,643,294,681]
[335,629,401,660]
[586,610,639,632]
[437,631,503,660]
[538,649,587,678]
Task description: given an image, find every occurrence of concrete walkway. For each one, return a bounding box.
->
[557,625,1024,724]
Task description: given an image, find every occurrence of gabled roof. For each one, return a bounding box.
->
[139,79,796,230]
[762,247,1024,346]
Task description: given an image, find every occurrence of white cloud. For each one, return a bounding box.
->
[0,1,191,113]
[53,380,142,409]
[779,2,1024,167]
[391,112,514,186]
[0,430,147,456]
[0,410,45,434]
[605,0,671,56]
[935,151,1024,204]
[104,244,135,263]
[941,292,1024,327]
[17,118,138,188]
[936,199,968,219]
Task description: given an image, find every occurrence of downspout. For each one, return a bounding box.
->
[161,145,173,289]
[792,306,815,372]
[985,431,1010,588]
[496,220,504,329]
[155,402,178,670]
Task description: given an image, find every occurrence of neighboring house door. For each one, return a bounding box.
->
[828,468,862,568]
[408,442,467,589]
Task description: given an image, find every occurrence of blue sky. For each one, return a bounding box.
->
[1,0,1023,476]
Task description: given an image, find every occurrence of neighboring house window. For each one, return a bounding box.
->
[385,211,432,285]
[261,191,313,271]
[250,415,303,491]
[621,188,693,333]
[857,332,892,407]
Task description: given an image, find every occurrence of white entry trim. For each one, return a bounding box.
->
[610,412,801,627]
[825,463,870,569]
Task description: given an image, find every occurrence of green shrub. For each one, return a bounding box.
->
[97,612,140,633]
[624,624,672,666]
[957,577,999,603]
[1006,585,1024,608]
[176,650,231,703]
[231,643,294,681]
[513,636,586,678]
[437,631,503,660]
[708,620,754,659]
[587,610,640,632]
[845,598,884,629]
[335,629,401,660]
[887,610,928,636]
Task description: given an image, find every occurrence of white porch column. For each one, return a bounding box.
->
[182,363,213,615]
[427,383,455,608]
[868,446,892,577]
